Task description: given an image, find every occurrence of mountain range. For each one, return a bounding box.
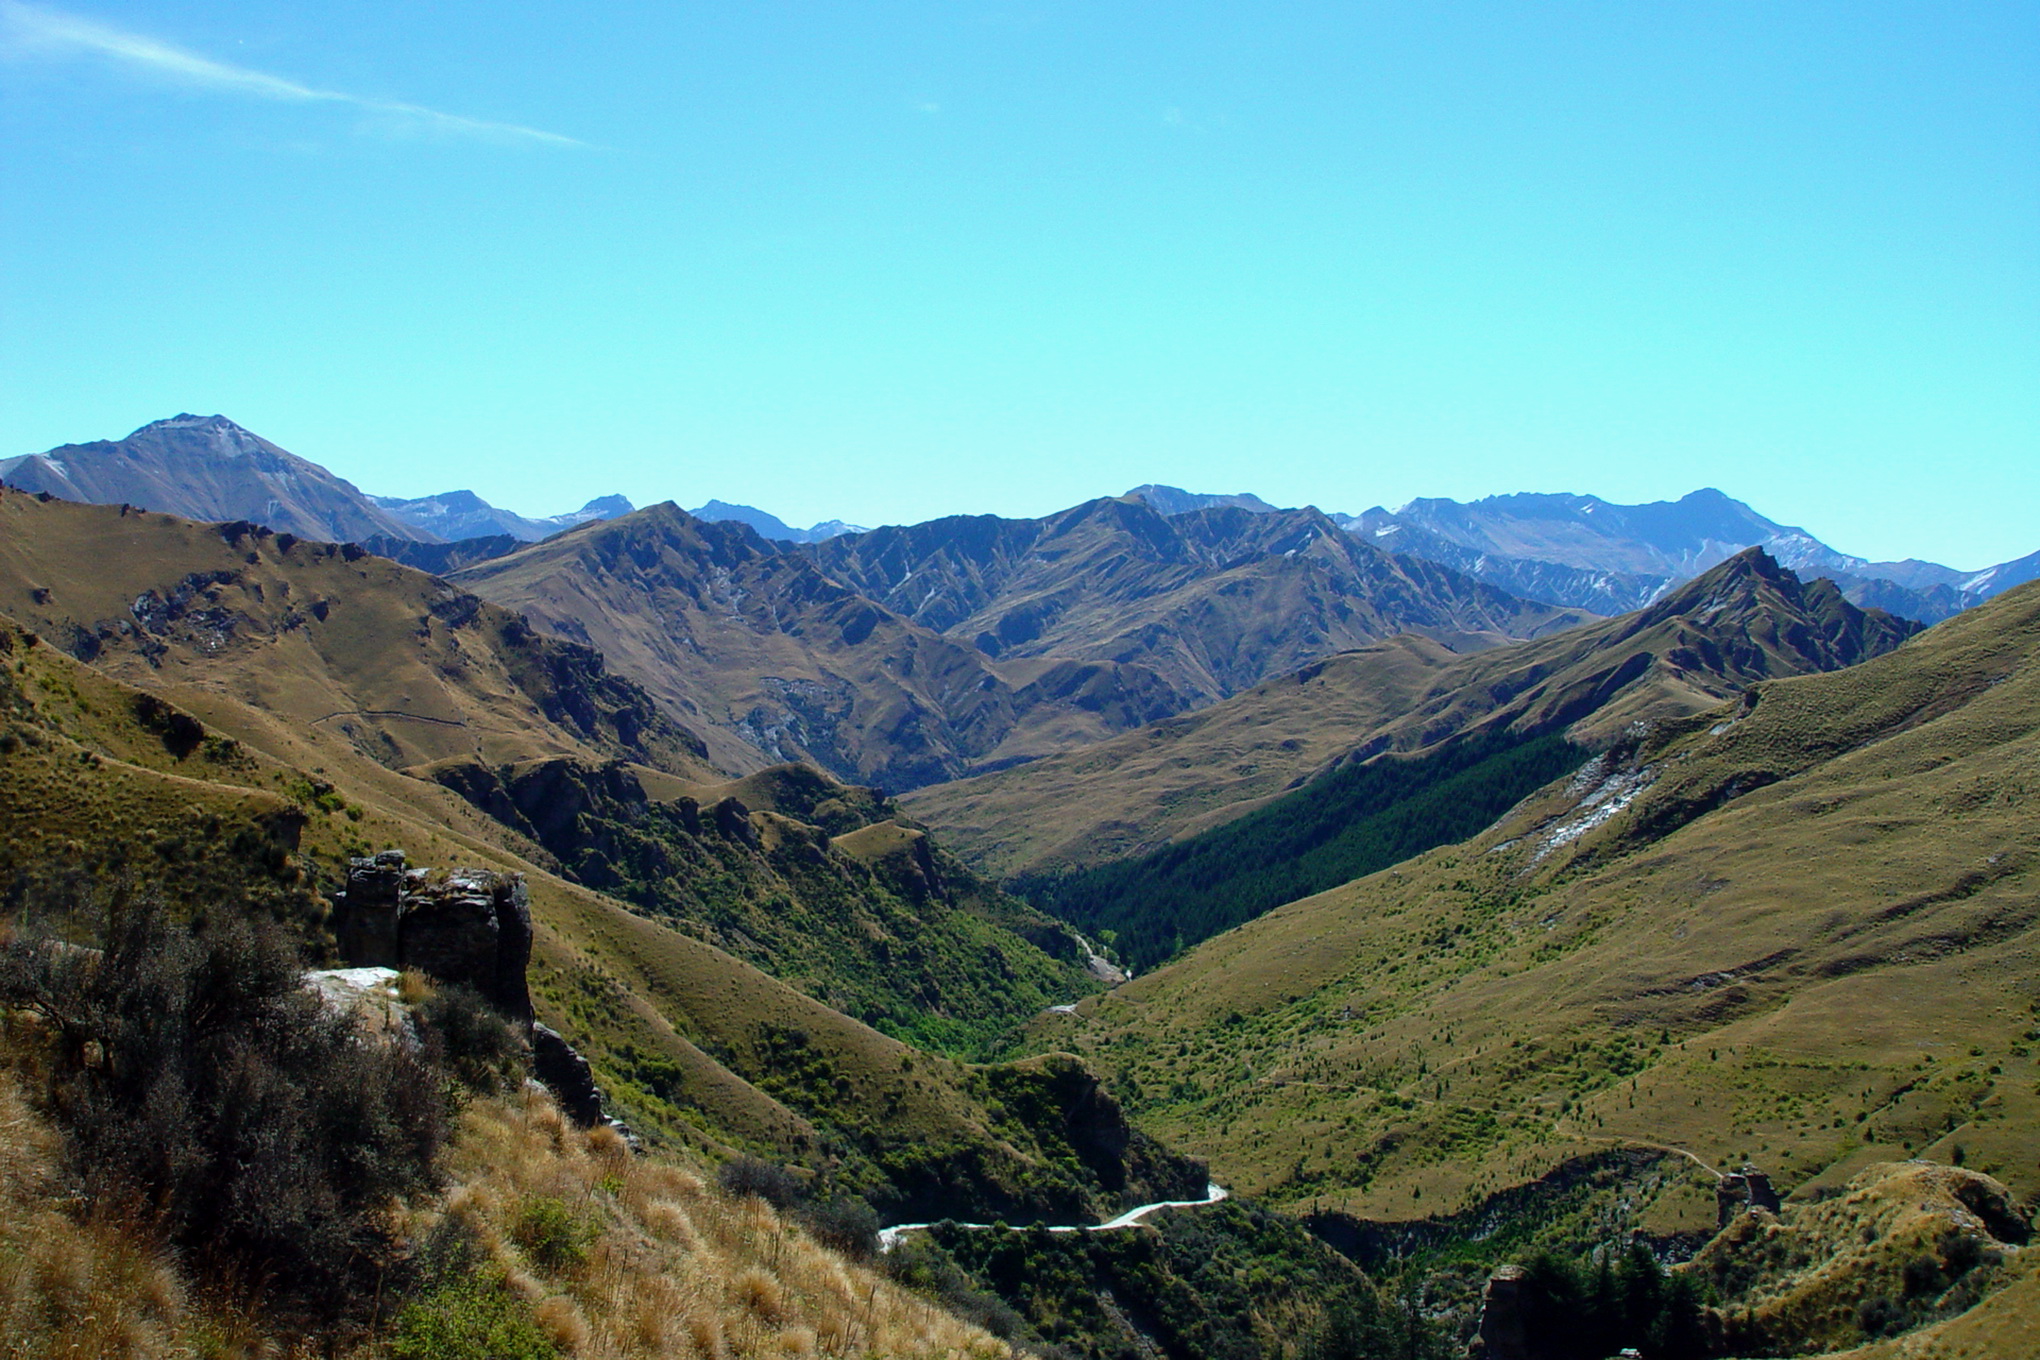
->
[1336,489,2040,622]
[688,498,869,543]
[371,486,635,541]
[906,547,1919,885]
[0,414,636,547]
[4,413,2038,1354]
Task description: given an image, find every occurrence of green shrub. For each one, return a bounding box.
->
[800,1196,881,1260]
[511,1196,593,1274]
[718,1154,803,1209]
[388,1273,558,1360]
[416,981,527,1094]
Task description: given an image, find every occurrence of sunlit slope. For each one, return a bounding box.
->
[909,549,1918,877]
[0,488,713,779]
[451,502,1185,790]
[0,615,1189,1228]
[811,497,1588,704]
[1035,579,2039,1231]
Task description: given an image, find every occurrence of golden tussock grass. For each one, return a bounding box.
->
[414,1087,1014,1359]
[0,1073,227,1360]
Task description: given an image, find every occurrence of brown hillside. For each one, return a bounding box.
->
[0,486,713,782]
[450,502,1187,790]
[909,548,1919,876]
[0,607,1189,1230]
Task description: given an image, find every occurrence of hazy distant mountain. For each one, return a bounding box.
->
[1345,488,2033,623]
[372,488,633,542]
[0,414,430,544]
[1124,484,1280,516]
[690,500,868,544]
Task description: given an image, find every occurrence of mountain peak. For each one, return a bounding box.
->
[1125,485,1281,517]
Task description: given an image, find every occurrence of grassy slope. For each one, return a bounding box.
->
[0,1047,1018,1358]
[1015,727,1592,972]
[425,753,1100,1055]
[0,497,1183,1227]
[908,549,1918,878]
[0,611,1180,1225]
[0,490,1101,1051]
[1686,1161,2035,1355]
[0,489,713,780]
[1027,578,2040,1243]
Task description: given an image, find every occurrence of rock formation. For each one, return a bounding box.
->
[1715,1164,1782,1228]
[332,851,618,1129]
[330,850,532,1022]
[1468,1264,1529,1360]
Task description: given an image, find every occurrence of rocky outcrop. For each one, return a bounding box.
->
[1716,1163,1781,1228]
[531,1023,607,1127]
[331,851,532,1022]
[1468,1264,1529,1360]
[331,852,632,1130]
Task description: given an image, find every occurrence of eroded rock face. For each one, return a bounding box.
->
[328,852,633,1129]
[1469,1264,1529,1360]
[1716,1163,1782,1227]
[331,851,531,1022]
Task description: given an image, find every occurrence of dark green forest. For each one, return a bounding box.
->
[1015,728,1591,971]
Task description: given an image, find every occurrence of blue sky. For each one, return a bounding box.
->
[2,2,2035,568]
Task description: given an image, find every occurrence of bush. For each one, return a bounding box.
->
[1856,1294,1905,1338]
[388,1273,558,1360]
[719,1155,803,1209]
[1901,1253,1948,1298]
[801,1196,881,1260]
[0,877,444,1314]
[416,981,528,1094]
[511,1196,594,1275]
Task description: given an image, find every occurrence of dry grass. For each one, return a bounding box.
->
[1689,1162,2034,1353]
[0,1072,227,1360]
[0,1070,1015,1359]
[411,1087,1014,1359]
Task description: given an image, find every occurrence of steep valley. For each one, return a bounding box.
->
[1021,573,2040,1314]
[2,473,2036,1356]
[909,548,1919,886]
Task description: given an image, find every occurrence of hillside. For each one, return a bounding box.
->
[808,496,1589,706]
[0,592,1189,1235]
[910,548,1919,881]
[0,414,431,544]
[0,490,1131,1164]
[1027,574,2040,1256]
[451,502,1188,790]
[0,486,714,782]
[0,527,1405,1357]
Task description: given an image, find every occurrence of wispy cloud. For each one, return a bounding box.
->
[0,1,583,147]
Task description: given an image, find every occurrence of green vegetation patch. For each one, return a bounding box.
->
[904,1200,1437,1360]
[1017,727,1591,970]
